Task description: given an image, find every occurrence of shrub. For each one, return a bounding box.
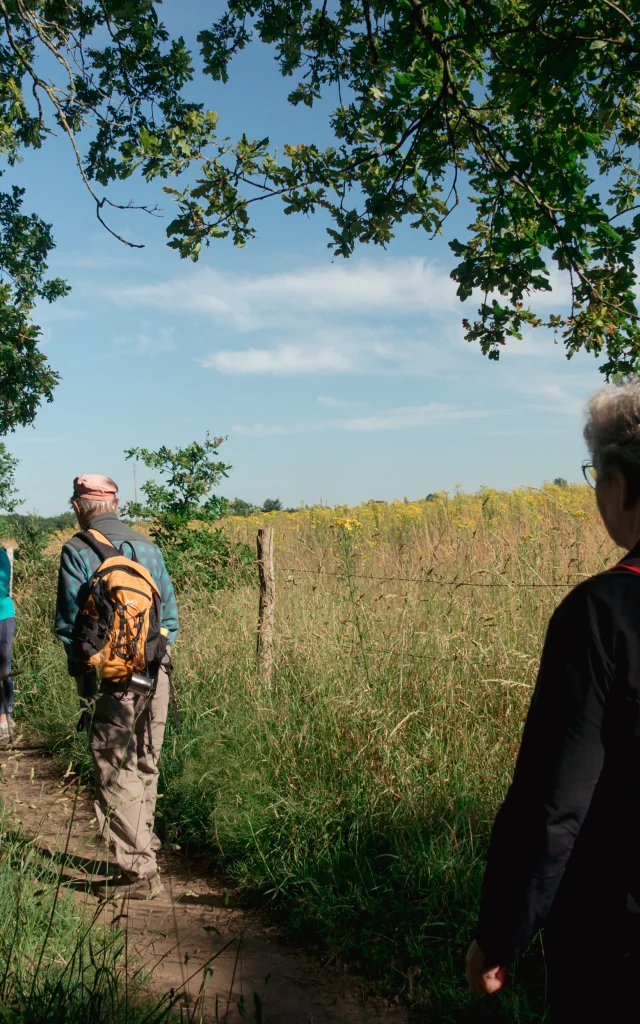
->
[124,435,255,592]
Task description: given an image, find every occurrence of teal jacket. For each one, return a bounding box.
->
[0,549,15,620]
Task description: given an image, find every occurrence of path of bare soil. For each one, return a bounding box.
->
[0,745,413,1024]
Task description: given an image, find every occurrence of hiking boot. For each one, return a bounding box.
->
[2,716,21,748]
[94,870,165,901]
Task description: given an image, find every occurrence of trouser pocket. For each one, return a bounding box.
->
[89,689,137,753]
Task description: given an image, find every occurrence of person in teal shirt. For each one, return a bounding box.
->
[0,546,15,743]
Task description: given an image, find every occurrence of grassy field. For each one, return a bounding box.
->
[13,484,614,1021]
[0,819,165,1023]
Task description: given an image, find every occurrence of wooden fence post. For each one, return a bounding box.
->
[256,527,275,685]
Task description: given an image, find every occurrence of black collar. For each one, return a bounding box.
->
[87,513,120,528]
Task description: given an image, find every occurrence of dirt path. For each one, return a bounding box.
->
[0,746,412,1024]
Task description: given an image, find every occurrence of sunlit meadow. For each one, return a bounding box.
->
[14,484,613,1020]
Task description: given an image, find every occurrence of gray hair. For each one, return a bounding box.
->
[584,377,640,497]
[73,496,119,518]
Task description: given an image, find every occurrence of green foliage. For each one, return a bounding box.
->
[261,498,282,513]
[0,443,20,513]
[0,510,75,535]
[0,493,74,582]
[124,435,255,591]
[553,477,569,488]
[158,0,640,375]
[228,497,259,517]
[0,812,186,1023]
[0,509,61,586]
[7,0,640,430]
[0,186,68,432]
[7,1,640,429]
[11,514,51,582]
[125,434,232,525]
[36,510,76,533]
[15,488,600,1017]
[161,527,256,595]
[0,2,216,431]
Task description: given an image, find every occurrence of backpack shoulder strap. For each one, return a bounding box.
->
[120,539,139,563]
[76,529,160,595]
[75,529,120,565]
[612,562,640,577]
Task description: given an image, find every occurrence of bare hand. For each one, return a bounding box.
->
[465,940,508,995]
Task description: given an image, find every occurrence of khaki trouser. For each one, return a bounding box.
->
[86,662,170,880]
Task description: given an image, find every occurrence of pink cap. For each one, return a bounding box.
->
[73,474,118,501]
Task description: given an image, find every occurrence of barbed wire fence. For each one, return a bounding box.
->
[280,567,576,589]
[254,527,588,674]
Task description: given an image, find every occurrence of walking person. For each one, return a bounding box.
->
[0,543,15,745]
[55,474,179,900]
[466,378,640,1020]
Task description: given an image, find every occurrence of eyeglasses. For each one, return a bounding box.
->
[582,461,597,488]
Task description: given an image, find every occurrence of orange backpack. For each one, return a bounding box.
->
[72,529,165,686]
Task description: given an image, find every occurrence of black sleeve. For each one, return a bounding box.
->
[476,583,613,964]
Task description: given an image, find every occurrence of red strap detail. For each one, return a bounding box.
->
[614,563,640,577]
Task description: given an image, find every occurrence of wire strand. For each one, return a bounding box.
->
[280,567,574,588]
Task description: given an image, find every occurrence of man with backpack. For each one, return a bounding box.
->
[55,474,179,900]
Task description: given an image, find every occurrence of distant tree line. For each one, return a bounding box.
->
[0,503,291,529]
[228,498,295,516]
[0,510,77,533]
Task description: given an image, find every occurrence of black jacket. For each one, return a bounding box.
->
[476,545,640,964]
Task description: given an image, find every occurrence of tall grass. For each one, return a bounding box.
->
[15,485,614,1020]
[0,821,159,1023]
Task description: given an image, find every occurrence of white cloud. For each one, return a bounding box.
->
[509,378,593,416]
[341,403,493,431]
[485,428,575,436]
[106,252,576,332]
[521,265,573,311]
[112,327,175,358]
[109,276,257,330]
[201,323,467,378]
[203,343,356,375]
[234,402,498,436]
[233,422,292,437]
[317,395,353,408]
[108,258,460,332]
[496,334,563,359]
[34,304,85,324]
[104,257,581,383]
[208,325,570,380]
[244,259,458,314]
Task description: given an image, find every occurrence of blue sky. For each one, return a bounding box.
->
[6,1,605,515]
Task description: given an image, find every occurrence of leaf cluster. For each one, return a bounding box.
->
[0,0,217,431]
[124,434,231,526]
[11,512,51,580]
[124,435,255,592]
[161,0,640,374]
[228,496,260,517]
[0,185,68,431]
[0,441,19,513]
[5,0,640,431]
